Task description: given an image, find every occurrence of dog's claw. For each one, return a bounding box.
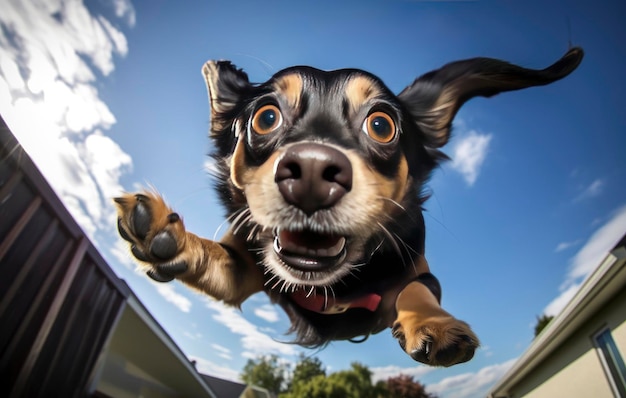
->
[131,245,150,262]
[409,338,432,364]
[146,262,187,283]
[410,348,429,364]
[157,261,188,275]
[147,269,176,283]
[117,218,133,242]
[393,320,477,367]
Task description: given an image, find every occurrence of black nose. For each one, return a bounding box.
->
[274,143,352,215]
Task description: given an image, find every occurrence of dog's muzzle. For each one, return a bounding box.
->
[272,143,352,271]
[274,142,352,215]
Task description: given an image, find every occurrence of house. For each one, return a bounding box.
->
[488,234,626,397]
[0,116,262,397]
[201,374,272,398]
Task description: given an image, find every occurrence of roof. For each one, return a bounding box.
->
[201,374,247,398]
[488,234,626,397]
[99,289,218,397]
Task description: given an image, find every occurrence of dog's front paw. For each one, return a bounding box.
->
[392,316,479,367]
[114,192,189,282]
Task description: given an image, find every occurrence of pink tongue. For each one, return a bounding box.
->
[278,230,344,256]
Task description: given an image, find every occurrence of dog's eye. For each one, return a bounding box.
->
[251,104,283,135]
[362,111,396,143]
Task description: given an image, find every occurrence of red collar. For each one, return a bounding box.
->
[290,289,381,314]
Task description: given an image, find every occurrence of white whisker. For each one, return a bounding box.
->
[323,286,329,310]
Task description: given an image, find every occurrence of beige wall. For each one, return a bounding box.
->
[508,288,626,398]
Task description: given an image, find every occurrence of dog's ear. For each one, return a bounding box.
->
[398,47,584,148]
[202,61,251,132]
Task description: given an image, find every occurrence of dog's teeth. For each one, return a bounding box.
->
[276,230,346,258]
[327,237,346,257]
[273,237,283,254]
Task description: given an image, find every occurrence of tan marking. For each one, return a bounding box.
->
[240,151,283,202]
[394,273,479,366]
[344,75,382,113]
[229,134,248,189]
[273,73,303,109]
[386,255,479,366]
[349,152,410,216]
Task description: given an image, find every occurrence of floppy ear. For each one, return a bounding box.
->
[202,60,251,133]
[398,47,584,148]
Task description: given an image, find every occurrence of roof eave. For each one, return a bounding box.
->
[488,239,626,397]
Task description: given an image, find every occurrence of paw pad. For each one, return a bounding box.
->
[151,231,178,259]
[114,192,188,283]
[132,195,152,239]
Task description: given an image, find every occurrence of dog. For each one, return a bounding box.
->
[115,47,583,367]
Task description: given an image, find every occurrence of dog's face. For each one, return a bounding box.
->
[203,49,583,293]
[205,64,434,290]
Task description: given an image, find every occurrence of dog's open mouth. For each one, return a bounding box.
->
[273,229,347,271]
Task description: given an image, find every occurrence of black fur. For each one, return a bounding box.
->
[205,48,584,347]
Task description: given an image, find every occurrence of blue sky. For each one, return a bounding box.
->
[1,0,625,396]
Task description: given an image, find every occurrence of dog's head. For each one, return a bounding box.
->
[203,48,583,297]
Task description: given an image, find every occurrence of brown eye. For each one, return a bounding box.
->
[251,104,282,135]
[363,111,396,143]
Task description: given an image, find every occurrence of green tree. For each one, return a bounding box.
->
[250,355,432,398]
[241,354,289,395]
[281,362,385,398]
[290,353,326,388]
[534,314,554,337]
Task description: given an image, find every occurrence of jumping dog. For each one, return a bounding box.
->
[115,47,583,366]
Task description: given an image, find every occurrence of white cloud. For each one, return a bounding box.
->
[543,283,579,317]
[426,358,516,398]
[205,299,298,357]
[544,204,626,316]
[565,204,626,284]
[183,331,203,340]
[449,130,492,186]
[0,0,133,252]
[190,356,241,382]
[574,178,605,202]
[154,283,192,313]
[370,364,434,383]
[211,343,233,360]
[554,239,581,253]
[211,343,231,354]
[108,238,137,269]
[254,304,280,323]
[83,131,132,201]
[110,0,136,27]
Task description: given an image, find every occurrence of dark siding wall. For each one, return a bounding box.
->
[0,116,130,398]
